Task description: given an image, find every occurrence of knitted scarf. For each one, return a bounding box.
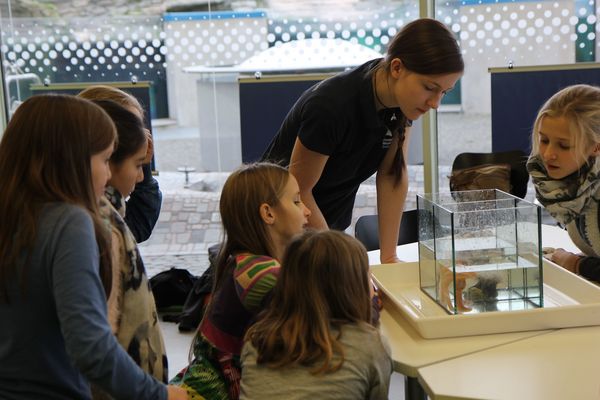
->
[527,155,600,256]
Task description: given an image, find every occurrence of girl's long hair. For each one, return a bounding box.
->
[245,230,372,374]
[78,84,144,119]
[212,162,290,292]
[0,94,117,302]
[530,84,600,166]
[91,99,147,165]
[189,162,290,360]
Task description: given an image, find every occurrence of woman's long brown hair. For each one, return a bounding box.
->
[0,94,116,302]
[378,18,464,184]
[245,230,372,374]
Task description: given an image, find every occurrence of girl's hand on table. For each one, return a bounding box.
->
[551,248,583,274]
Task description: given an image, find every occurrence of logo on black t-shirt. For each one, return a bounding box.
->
[382,129,393,149]
[378,109,403,149]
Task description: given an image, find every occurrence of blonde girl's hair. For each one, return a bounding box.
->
[78,85,144,120]
[245,230,372,375]
[531,84,600,166]
[0,94,117,302]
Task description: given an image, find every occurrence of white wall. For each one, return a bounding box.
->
[163,13,269,126]
[450,0,576,114]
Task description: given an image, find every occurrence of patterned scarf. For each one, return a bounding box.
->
[99,186,168,385]
[526,155,600,225]
[527,155,600,256]
[105,186,126,218]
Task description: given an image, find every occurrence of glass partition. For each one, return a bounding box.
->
[434,0,597,195]
[1,0,420,173]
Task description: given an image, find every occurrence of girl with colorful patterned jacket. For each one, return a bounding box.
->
[171,162,311,399]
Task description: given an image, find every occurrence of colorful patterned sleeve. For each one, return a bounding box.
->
[233,254,281,312]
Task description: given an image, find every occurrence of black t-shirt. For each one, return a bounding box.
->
[262,58,406,230]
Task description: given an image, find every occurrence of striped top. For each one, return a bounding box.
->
[201,253,280,355]
[234,254,280,311]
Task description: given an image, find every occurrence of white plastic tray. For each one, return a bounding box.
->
[371,261,600,339]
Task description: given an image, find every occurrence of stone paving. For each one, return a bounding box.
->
[139,166,453,278]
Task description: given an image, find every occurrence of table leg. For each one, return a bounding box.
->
[405,376,427,400]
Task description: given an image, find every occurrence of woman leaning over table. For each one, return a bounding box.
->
[261,18,464,263]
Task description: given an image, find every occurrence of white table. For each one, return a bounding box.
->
[369,224,578,400]
[417,325,600,400]
[377,303,550,378]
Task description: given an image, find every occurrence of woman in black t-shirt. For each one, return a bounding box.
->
[262,18,464,263]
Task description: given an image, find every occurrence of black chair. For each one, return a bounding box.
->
[451,150,529,199]
[354,209,419,252]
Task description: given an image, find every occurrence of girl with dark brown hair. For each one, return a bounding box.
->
[88,99,168,399]
[79,84,162,243]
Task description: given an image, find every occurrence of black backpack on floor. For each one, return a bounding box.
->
[149,267,198,311]
[177,244,221,332]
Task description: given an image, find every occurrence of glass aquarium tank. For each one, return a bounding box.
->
[417,189,543,315]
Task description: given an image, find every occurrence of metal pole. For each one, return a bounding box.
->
[0,20,8,132]
[420,0,439,195]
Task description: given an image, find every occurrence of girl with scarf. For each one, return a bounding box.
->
[79,85,162,243]
[90,99,169,399]
[527,84,600,282]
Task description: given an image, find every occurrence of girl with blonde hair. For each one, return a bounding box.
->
[527,84,600,282]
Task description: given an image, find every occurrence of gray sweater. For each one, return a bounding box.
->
[240,322,392,400]
[0,203,167,400]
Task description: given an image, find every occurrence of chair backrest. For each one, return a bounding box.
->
[354,209,419,252]
[451,150,529,198]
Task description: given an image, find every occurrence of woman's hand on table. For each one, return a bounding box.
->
[380,254,401,264]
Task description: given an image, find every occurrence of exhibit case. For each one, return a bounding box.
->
[417,189,543,315]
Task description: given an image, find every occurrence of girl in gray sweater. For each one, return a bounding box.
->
[0,94,187,400]
[241,230,392,400]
